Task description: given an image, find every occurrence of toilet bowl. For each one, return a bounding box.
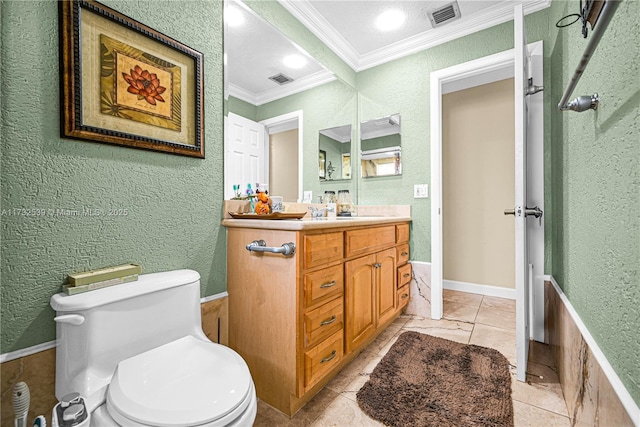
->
[51,269,257,427]
[100,336,256,426]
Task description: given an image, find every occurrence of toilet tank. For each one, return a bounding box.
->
[50,269,206,407]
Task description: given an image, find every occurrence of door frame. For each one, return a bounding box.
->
[429,41,544,340]
[260,110,304,202]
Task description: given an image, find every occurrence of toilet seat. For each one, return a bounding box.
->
[106,336,253,427]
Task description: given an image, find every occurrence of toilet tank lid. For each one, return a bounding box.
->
[50,269,200,312]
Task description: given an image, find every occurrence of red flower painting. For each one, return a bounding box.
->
[122,64,166,106]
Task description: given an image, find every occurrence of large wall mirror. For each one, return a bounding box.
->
[319,124,352,181]
[360,114,401,178]
[224,0,357,202]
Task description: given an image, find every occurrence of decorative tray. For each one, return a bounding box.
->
[228,212,307,220]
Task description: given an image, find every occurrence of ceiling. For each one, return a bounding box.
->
[226,0,550,105]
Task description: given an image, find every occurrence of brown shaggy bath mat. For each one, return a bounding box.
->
[357,331,513,427]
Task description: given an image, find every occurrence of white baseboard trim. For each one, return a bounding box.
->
[443,279,516,300]
[200,291,229,304]
[0,340,56,364]
[544,275,640,426]
[1,291,231,364]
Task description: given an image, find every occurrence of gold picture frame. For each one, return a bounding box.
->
[342,153,351,179]
[59,0,204,157]
[319,150,326,179]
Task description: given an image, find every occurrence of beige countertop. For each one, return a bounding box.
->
[222,215,412,231]
[222,201,411,231]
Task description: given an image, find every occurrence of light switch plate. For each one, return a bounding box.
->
[303,191,313,203]
[414,184,428,198]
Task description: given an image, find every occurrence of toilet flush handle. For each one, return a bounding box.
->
[54,314,85,326]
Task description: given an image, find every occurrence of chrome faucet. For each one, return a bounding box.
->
[309,206,334,219]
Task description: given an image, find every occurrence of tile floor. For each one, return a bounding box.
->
[254,290,571,426]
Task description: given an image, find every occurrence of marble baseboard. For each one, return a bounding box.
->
[1,347,57,427]
[201,296,229,345]
[545,281,635,426]
[1,296,229,426]
[405,261,431,318]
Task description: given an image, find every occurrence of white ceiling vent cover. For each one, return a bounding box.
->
[428,2,462,28]
[268,73,294,85]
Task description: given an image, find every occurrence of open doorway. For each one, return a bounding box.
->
[260,110,303,203]
[441,78,517,326]
[430,41,545,341]
[224,110,303,202]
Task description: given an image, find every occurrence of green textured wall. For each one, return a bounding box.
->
[549,0,639,404]
[356,11,552,263]
[228,95,257,121]
[361,134,401,152]
[0,0,224,352]
[256,79,358,201]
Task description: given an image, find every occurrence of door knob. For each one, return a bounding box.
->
[504,206,543,225]
[524,206,543,218]
[524,205,543,225]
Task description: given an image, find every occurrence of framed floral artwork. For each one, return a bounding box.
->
[59,0,204,157]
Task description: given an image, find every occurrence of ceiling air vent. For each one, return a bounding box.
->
[428,1,461,28]
[268,73,294,85]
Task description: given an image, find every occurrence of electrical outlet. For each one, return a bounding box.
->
[414,184,428,198]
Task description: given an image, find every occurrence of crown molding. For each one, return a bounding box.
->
[320,128,351,143]
[278,0,551,73]
[229,70,336,106]
[357,0,551,71]
[278,0,360,70]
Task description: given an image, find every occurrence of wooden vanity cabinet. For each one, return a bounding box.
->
[226,220,410,417]
[345,247,397,353]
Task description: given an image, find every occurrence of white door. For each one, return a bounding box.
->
[225,113,267,200]
[514,4,530,382]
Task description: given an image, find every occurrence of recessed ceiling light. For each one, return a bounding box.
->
[225,5,245,27]
[283,54,307,69]
[375,9,406,32]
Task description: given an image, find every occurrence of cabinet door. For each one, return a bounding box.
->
[376,248,397,327]
[345,254,376,353]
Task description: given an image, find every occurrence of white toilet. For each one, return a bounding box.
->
[50,269,257,426]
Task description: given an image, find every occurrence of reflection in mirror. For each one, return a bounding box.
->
[224,0,357,202]
[319,124,352,181]
[360,114,401,177]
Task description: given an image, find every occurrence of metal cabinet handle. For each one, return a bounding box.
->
[401,251,409,256]
[403,273,411,278]
[321,350,337,363]
[320,280,336,289]
[320,315,337,326]
[245,240,296,256]
[373,262,382,268]
[401,293,409,299]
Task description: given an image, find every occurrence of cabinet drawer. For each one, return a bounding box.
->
[396,243,410,266]
[397,284,410,310]
[304,329,343,390]
[304,264,344,308]
[345,226,396,258]
[397,263,412,288]
[304,297,343,348]
[304,232,343,269]
[396,224,409,244]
